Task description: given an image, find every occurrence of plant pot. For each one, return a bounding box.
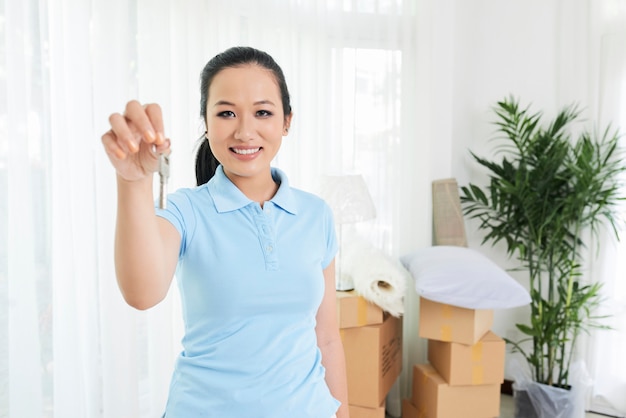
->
[513,387,539,418]
[513,381,575,418]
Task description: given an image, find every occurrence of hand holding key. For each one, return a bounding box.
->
[101,101,171,183]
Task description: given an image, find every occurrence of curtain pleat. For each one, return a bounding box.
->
[5,0,46,416]
[587,4,626,413]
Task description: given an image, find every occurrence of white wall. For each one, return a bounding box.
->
[398,0,594,399]
[452,0,594,379]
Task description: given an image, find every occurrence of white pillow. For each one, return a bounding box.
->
[400,245,531,309]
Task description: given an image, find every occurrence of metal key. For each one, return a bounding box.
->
[158,153,170,209]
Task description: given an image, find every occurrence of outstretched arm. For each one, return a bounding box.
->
[101,100,180,310]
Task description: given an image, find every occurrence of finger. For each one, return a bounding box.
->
[124,100,158,144]
[109,112,140,154]
[144,103,165,145]
[153,137,171,155]
[102,130,127,160]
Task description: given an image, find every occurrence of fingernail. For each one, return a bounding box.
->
[115,149,126,159]
[128,142,138,153]
[156,132,165,145]
[145,129,156,143]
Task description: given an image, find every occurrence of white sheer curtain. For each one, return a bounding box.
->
[1,1,418,416]
[587,1,626,416]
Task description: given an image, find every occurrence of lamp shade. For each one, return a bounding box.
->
[319,174,376,224]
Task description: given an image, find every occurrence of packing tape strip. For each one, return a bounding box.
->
[472,365,484,385]
[357,297,368,326]
[439,303,453,341]
[440,325,452,341]
[472,341,483,362]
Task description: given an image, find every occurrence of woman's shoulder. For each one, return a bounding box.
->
[290,186,324,202]
[287,186,334,219]
[172,183,210,197]
[166,184,213,210]
[272,168,330,211]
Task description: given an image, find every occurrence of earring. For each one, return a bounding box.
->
[204,131,209,139]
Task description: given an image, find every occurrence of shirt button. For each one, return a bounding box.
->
[266,245,273,252]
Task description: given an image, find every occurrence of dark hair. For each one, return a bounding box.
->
[195,46,292,186]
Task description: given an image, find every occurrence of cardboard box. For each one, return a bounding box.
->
[342,314,403,407]
[428,330,505,386]
[402,398,420,418]
[337,290,384,329]
[418,297,493,345]
[411,363,500,418]
[349,401,386,418]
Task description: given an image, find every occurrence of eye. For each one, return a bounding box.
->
[256,110,273,117]
[217,110,235,118]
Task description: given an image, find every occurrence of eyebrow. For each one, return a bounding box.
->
[213,100,276,107]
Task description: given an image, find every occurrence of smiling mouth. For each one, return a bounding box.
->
[231,147,261,155]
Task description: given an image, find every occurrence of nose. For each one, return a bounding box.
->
[234,114,255,141]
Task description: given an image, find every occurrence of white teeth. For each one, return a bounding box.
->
[232,148,260,155]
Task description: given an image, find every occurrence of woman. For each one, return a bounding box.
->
[101,46,349,418]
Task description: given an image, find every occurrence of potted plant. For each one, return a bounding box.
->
[459,96,625,417]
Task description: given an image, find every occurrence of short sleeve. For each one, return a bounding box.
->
[155,189,197,258]
[321,202,339,269]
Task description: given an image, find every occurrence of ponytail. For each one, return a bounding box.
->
[195,137,220,186]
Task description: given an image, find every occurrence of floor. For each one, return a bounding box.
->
[499,394,608,418]
[387,394,612,417]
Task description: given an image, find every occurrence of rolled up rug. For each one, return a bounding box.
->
[341,233,408,317]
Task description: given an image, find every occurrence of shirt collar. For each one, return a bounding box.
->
[207,165,298,215]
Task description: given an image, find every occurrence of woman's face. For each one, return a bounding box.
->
[205,64,292,183]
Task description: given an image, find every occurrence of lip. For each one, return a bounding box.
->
[230,146,262,160]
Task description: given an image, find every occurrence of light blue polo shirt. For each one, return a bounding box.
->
[156,166,340,418]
